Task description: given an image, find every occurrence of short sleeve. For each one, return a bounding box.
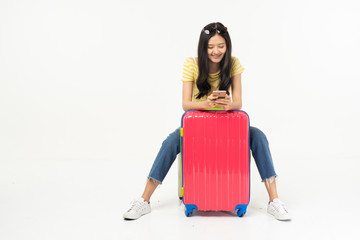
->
[230,57,245,78]
[181,57,197,82]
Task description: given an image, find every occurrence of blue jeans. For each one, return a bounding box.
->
[148,126,277,183]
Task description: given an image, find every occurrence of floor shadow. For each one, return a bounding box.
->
[189,210,239,217]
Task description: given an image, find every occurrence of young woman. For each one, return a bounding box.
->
[123,22,291,221]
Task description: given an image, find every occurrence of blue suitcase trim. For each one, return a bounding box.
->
[184,204,198,217]
[235,204,248,217]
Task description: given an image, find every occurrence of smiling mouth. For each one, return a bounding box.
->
[212,55,222,59]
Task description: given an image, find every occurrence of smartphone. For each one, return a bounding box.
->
[212,90,227,99]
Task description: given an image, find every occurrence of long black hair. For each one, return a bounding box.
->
[196,22,232,99]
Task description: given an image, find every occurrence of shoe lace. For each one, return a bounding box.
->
[128,200,145,212]
[272,200,288,214]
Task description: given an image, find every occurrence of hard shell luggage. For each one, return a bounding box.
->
[179,110,250,217]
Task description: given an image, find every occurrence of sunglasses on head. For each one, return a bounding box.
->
[202,23,228,35]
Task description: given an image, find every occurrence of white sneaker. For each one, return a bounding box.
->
[123,198,151,220]
[267,198,291,221]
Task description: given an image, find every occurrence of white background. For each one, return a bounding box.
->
[1,0,360,239]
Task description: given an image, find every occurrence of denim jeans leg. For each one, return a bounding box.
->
[250,126,277,181]
[148,127,181,184]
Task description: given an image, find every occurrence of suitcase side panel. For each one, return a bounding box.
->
[181,110,250,211]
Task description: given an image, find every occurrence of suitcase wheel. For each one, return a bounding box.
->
[237,209,246,217]
[235,205,247,217]
[184,204,198,217]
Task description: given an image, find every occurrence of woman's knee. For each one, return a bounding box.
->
[162,127,181,147]
[250,126,269,145]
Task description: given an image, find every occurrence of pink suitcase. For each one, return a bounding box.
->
[180,110,250,217]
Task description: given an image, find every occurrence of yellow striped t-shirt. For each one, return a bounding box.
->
[182,56,244,102]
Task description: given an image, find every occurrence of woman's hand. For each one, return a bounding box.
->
[207,93,218,109]
[215,94,232,110]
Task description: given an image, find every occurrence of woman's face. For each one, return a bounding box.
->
[207,34,227,64]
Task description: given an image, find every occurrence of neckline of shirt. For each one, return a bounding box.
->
[209,71,220,75]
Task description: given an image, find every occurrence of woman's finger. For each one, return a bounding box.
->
[216,99,230,104]
[208,96,218,101]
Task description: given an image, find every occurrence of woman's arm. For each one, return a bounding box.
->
[182,81,213,111]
